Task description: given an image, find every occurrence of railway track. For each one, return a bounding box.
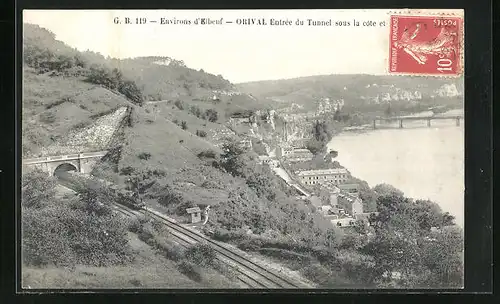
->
[114,201,306,289]
[56,173,310,289]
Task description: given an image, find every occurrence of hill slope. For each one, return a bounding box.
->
[237,74,464,113]
[22,23,270,158]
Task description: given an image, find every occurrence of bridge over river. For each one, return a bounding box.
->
[373,114,464,129]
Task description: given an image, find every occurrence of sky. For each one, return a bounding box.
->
[25,9,394,83]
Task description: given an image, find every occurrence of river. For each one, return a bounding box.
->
[328,120,464,227]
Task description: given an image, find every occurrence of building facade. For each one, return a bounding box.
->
[338,192,364,216]
[296,168,350,186]
[276,146,314,162]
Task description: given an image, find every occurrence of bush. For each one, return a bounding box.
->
[177,260,202,282]
[86,66,144,105]
[155,238,185,261]
[39,111,56,124]
[21,170,57,209]
[181,121,188,130]
[301,263,359,288]
[120,166,135,175]
[174,100,184,110]
[196,130,207,137]
[197,150,217,159]
[22,198,134,268]
[45,96,73,109]
[184,243,217,267]
[189,105,203,118]
[73,120,92,131]
[138,152,151,160]
[205,109,218,122]
[201,180,222,189]
[212,228,247,243]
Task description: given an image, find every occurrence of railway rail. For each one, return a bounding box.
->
[55,172,310,289]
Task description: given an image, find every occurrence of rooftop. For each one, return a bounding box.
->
[296,168,349,176]
[186,207,202,213]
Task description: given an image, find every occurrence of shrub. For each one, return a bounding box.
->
[181,121,188,130]
[189,105,203,118]
[155,238,185,261]
[177,260,202,282]
[21,170,57,209]
[197,150,217,159]
[22,197,133,268]
[205,109,218,122]
[212,228,247,243]
[73,120,91,131]
[120,166,135,175]
[138,152,151,160]
[127,218,142,233]
[85,66,144,105]
[39,111,56,124]
[196,130,207,137]
[174,100,184,110]
[129,279,142,287]
[184,243,217,267]
[201,180,222,189]
[89,107,121,119]
[45,96,73,109]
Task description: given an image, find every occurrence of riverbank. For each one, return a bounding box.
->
[328,124,464,227]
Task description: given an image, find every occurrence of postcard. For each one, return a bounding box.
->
[21,9,464,290]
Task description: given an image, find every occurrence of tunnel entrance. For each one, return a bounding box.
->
[53,163,78,177]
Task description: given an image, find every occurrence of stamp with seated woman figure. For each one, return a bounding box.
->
[389,12,463,76]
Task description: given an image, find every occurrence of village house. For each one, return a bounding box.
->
[229,112,254,125]
[296,168,350,186]
[238,138,253,150]
[313,183,367,228]
[338,192,364,216]
[186,207,202,224]
[338,183,360,196]
[276,145,314,162]
[258,155,278,167]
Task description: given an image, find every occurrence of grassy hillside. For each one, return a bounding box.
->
[22,23,271,157]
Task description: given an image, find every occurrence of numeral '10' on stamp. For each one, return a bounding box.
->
[389,14,463,76]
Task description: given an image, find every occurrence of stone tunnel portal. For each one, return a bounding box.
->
[53,163,78,177]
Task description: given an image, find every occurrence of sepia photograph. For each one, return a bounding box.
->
[20,9,464,290]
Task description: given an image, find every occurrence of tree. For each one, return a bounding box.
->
[119,80,144,105]
[420,226,464,287]
[306,120,335,155]
[219,140,246,177]
[196,130,207,137]
[181,121,188,130]
[333,109,341,122]
[306,139,324,155]
[125,172,158,202]
[174,100,184,110]
[385,103,393,117]
[370,193,414,230]
[441,212,456,227]
[205,109,219,123]
[373,183,404,198]
[409,199,445,231]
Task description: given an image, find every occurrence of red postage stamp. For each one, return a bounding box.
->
[389,14,463,76]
